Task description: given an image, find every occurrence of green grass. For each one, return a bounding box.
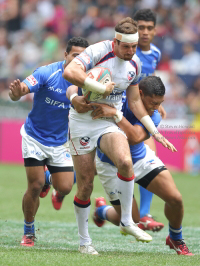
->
[0,164,200,266]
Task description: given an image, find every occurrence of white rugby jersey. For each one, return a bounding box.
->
[74,40,141,110]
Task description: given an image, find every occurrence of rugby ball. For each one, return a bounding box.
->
[82,67,112,101]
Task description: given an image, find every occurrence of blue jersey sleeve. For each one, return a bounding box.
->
[23,65,52,93]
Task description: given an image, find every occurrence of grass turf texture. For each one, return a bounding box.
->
[0,164,200,266]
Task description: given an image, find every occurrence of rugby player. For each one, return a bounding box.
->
[134,8,165,231]
[92,76,193,256]
[63,17,176,255]
[9,37,90,247]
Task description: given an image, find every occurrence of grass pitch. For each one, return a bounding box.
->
[0,164,200,266]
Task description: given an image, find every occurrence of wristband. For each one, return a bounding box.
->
[70,93,78,103]
[140,115,159,135]
[114,110,123,123]
[83,77,106,94]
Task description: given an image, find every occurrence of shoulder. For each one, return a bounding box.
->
[150,43,161,61]
[88,40,113,53]
[130,54,141,74]
[40,61,63,80]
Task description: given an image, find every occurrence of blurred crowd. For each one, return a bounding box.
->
[0,0,200,125]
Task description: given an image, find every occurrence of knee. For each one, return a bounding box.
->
[117,156,132,173]
[57,183,73,196]
[168,191,183,209]
[29,180,44,197]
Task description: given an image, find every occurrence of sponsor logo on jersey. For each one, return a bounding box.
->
[127,71,135,81]
[79,136,90,146]
[26,75,38,86]
[45,97,69,109]
[48,87,62,93]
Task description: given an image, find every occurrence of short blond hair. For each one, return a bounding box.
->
[115,17,138,34]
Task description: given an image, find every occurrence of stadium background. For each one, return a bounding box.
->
[0,1,200,264]
[0,0,200,173]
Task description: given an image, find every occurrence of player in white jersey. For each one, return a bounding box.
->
[91,76,193,256]
[63,17,176,255]
[9,37,90,247]
[133,8,166,231]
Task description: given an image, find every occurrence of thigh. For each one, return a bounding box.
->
[100,131,131,166]
[134,145,165,186]
[25,165,46,187]
[96,156,118,202]
[21,125,48,161]
[51,171,74,188]
[47,142,73,170]
[72,150,96,188]
[147,170,180,202]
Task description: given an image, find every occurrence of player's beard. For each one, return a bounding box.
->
[124,54,134,61]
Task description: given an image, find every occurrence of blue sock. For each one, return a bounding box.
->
[139,185,153,218]
[169,224,182,240]
[45,170,51,185]
[24,220,35,235]
[96,205,112,220]
[74,171,76,184]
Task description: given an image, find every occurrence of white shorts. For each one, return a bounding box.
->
[20,124,73,168]
[96,144,165,202]
[69,107,126,155]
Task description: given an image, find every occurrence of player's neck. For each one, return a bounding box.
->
[138,43,151,52]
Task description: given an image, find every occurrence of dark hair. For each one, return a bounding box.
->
[133,9,156,26]
[139,76,165,96]
[66,37,89,53]
[115,17,138,34]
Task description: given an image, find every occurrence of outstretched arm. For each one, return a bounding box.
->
[9,79,30,101]
[127,85,177,152]
[90,103,149,145]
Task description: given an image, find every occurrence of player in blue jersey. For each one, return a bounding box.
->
[133,9,166,231]
[9,37,90,247]
[91,76,193,256]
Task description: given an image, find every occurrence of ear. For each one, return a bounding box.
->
[64,51,68,59]
[153,27,156,37]
[139,89,143,97]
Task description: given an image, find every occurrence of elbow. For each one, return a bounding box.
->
[128,132,143,145]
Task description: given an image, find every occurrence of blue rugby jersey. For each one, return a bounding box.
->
[136,43,161,82]
[23,61,72,146]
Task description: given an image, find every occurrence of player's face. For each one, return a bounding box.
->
[137,20,155,49]
[141,92,164,116]
[114,39,138,61]
[64,46,86,66]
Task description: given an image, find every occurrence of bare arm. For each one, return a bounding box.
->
[63,61,87,88]
[63,61,115,98]
[9,79,30,101]
[67,85,93,113]
[90,103,149,145]
[158,104,167,119]
[126,84,148,120]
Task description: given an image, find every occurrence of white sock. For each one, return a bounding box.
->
[74,196,92,246]
[117,173,134,226]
